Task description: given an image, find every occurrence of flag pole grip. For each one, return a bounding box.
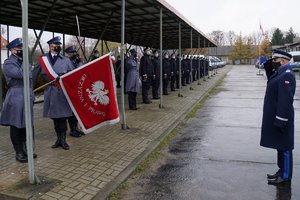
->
[33,79,56,93]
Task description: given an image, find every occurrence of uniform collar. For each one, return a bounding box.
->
[47,52,62,59]
[277,64,290,75]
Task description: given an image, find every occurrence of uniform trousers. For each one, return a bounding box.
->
[128,91,137,110]
[10,126,26,153]
[53,118,68,133]
[277,150,293,180]
[142,79,151,102]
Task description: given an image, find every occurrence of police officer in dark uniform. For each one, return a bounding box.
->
[35,36,74,150]
[151,50,160,99]
[140,47,154,104]
[260,49,296,185]
[170,53,177,91]
[65,46,85,138]
[181,55,187,86]
[183,55,191,84]
[115,55,121,88]
[0,38,36,162]
[162,53,171,95]
[126,49,140,110]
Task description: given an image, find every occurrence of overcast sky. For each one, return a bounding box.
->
[2,0,300,43]
[165,0,300,36]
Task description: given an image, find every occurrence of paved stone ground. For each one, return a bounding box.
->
[0,67,229,200]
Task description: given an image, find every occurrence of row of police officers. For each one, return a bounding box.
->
[119,47,210,110]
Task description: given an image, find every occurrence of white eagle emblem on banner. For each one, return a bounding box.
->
[86,81,109,106]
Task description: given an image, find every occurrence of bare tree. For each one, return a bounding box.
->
[250,32,262,46]
[209,30,225,46]
[225,31,236,46]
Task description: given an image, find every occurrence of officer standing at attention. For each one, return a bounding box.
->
[151,50,160,99]
[140,47,154,104]
[260,49,296,185]
[0,38,36,162]
[35,36,74,150]
[162,53,171,95]
[170,53,177,91]
[126,49,140,110]
[65,46,85,138]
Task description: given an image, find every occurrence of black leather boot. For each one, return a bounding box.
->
[10,126,28,163]
[60,132,70,150]
[51,132,62,148]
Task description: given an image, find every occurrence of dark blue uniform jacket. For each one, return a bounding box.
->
[260,64,296,150]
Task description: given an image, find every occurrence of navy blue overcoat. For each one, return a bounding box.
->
[260,64,296,150]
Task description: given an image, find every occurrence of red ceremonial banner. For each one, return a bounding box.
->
[59,54,119,133]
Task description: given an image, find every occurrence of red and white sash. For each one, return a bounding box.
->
[39,55,60,87]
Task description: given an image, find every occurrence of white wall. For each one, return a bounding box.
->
[1,49,8,65]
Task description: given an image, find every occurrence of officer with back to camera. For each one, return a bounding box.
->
[140,47,154,104]
[64,46,85,138]
[260,49,296,185]
[0,38,37,163]
[34,36,74,150]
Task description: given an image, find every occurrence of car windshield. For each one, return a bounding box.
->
[293,55,300,62]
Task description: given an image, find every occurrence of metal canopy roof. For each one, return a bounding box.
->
[0,0,216,49]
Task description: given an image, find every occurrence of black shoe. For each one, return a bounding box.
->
[76,129,85,136]
[60,139,70,150]
[16,153,28,163]
[70,130,82,137]
[24,152,37,159]
[268,177,291,185]
[153,96,160,99]
[51,139,61,148]
[143,100,152,104]
[267,171,280,179]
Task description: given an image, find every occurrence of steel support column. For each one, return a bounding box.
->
[0,23,2,109]
[6,25,9,58]
[159,8,163,108]
[120,0,127,129]
[190,29,193,90]
[178,22,182,97]
[197,35,201,85]
[203,39,206,81]
[22,0,39,184]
